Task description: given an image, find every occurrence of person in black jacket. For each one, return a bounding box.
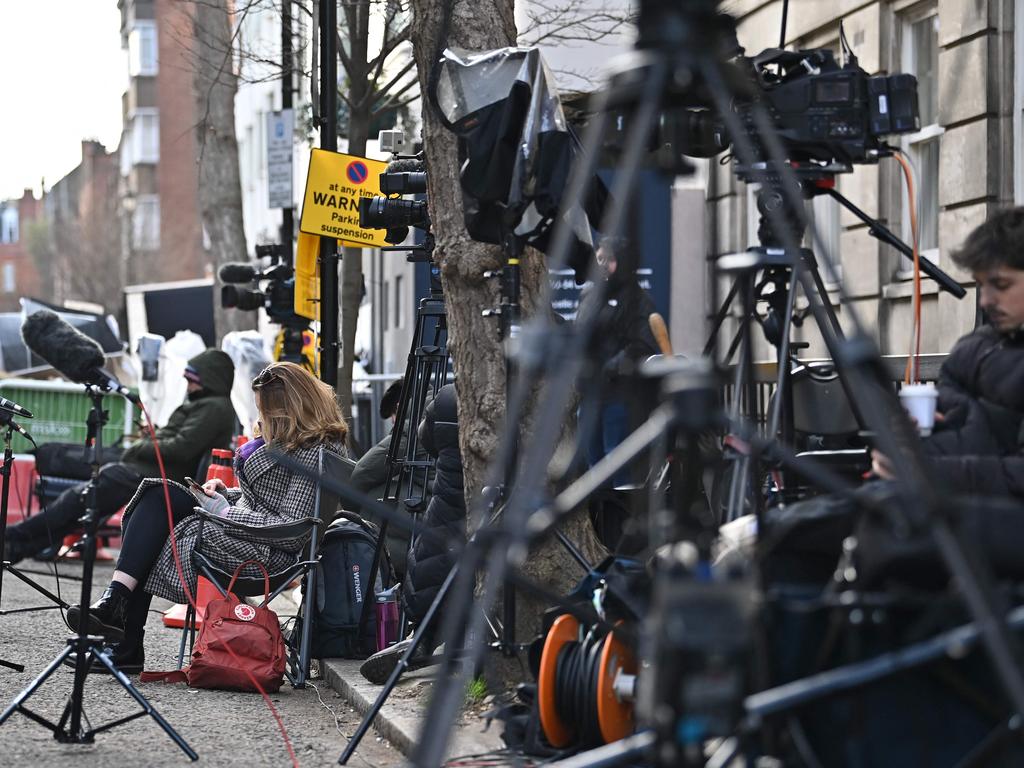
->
[350,377,418,575]
[3,349,237,563]
[872,208,1024,498]
[576,236,659,485]
[360,382,463,684]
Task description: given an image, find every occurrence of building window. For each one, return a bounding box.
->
[132,195,160,250]
[0,208,17,244]
[2,263,14,293]
[382,280,389,331]
[130,109,160,165]
[128,21,158,77]
[898,6,941,274]
[394,275,403,328]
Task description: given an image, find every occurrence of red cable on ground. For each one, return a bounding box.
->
[139,403,299,768]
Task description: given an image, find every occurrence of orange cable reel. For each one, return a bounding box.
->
[538,614,638,749]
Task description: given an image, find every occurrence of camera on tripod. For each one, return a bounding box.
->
[358,131,430,246]
[647,28,921,173]
[218,245,302,325]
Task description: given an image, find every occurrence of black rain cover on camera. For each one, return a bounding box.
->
[435,47,605,282]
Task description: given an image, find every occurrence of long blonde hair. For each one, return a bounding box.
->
[252,362,347,451]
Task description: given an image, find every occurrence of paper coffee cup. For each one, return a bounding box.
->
[899,382,938,435]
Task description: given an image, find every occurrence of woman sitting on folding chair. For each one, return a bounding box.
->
[66,362,348,673]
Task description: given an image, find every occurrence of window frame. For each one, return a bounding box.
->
[132,194,161,250]
[128,20,158,77]
[896,2,942,278]
[129,108,160,165]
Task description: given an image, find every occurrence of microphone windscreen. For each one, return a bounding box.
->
[218,262,259,283]
[386,158,425,173]
[21,310,105,383]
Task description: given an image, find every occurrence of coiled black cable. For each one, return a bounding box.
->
[553,629,605,747]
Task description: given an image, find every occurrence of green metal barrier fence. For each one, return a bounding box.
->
[0,379,136,453]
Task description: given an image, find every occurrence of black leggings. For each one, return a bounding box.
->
[115,484,196,583]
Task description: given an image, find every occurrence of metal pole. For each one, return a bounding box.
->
[280,0,294,267]
[319,0,340,387]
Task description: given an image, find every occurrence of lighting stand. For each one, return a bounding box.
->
[0,387,197,759]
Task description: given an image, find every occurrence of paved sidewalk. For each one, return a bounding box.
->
[0,560,404,767]
[320,656,505,761]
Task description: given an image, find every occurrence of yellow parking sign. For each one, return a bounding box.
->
[299,149,390,248]
[293,231,320,322]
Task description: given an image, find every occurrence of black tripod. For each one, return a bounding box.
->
[707,177,966,521]
[0,387,196,758]
[357,269,450,642]
[0,414,69,673]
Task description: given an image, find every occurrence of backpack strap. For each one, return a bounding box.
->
[139,670,189,684]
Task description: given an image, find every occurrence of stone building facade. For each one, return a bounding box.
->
[701,0,1016,361]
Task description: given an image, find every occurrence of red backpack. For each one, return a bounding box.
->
[141,560,287,693]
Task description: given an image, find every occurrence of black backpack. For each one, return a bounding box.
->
[308,513,393,659]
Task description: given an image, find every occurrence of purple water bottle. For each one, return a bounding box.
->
[375,585,400,651]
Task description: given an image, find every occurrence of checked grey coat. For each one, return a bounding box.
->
[121,439,344,604]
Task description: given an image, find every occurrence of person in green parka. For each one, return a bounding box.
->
[3,349,236,563]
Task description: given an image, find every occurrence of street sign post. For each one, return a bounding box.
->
[267,109,294,210]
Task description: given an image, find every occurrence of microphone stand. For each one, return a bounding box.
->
[0,387,197,758]
[0,415,70,673]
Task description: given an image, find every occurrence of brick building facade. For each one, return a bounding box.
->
[0,190,43,314]
[699,0,1015,360]
[118,0,206,286]
[43,141,122,313]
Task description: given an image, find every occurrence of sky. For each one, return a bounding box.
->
[0,2,125,201]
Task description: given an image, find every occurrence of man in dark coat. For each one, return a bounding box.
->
[3,349,237,562]
[360,382,463,683]
[873,208,1024,499]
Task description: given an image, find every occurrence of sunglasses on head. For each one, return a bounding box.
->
[252,366,280,389]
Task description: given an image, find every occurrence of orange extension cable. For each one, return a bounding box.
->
[894,151,923,384]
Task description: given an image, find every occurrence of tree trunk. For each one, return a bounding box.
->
[337,1,372,426]
[193,0,253,339]
[409,0,606,668]
[338,112,370,425]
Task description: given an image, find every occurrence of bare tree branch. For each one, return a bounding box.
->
[371,74,419,114]
[518,0,634,46]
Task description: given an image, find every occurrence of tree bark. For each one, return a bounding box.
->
[408,0,606,665]
[193,0,253,339]
[337,0,373,424]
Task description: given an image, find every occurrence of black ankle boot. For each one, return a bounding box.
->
[67,586,130,641]
[359,636,438,685]
[64,634,145,675]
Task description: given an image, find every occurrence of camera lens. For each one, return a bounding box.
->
[379,172,428,195]
[359,196,430,230]
[221,285,265,311]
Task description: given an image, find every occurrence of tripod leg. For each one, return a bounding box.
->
[1,563,70,610]
[338,563,460,765]
[0,658,23,672]
[90,649,198,761]
[0,643,74,727]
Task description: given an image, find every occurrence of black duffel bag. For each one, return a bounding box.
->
[34,442,124,481]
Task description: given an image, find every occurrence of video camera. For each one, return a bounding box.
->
[357,133,431,245]
[219,244,304,326]
[644,19,920,176]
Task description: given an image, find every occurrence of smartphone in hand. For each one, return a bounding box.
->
[183,476,203,490]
